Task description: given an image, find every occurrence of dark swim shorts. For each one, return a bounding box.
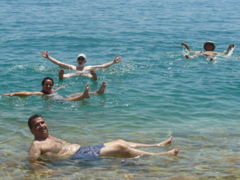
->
[71,144,105,160]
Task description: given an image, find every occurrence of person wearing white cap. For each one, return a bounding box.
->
[40,51,122,80]
[181,42,235,61]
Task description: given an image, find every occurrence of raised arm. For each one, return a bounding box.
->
[2,91,43,97]
[40,51,76,70]
[223,44,235,55]
[181,42,194,52]
[90,56,122,69]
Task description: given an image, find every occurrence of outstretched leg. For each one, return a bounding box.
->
[90,82,106,95]
[68,82,106,98]
[90,70,97,81]
[104,136,172,148]
[66,84,90,101]
[158,136,173,146]
[165,147,180,156]
[100,144,180,158]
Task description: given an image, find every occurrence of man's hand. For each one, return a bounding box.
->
[113,56,122,63]
[181,42,187,46]
[229,44,235,48]
[40,51,49,58]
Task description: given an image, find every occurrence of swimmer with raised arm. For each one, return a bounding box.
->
[181,41,235,61]
[28,114,180,164]
[40,51,122,80]
[2,77,107,101]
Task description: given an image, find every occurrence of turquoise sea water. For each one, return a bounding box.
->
[1,0,240,179]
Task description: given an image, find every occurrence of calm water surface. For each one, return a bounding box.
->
[1,0,240,179]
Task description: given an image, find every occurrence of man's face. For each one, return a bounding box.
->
[77,56,86,67]
[204,44,215,51]
[30,117,49,139]
[42,79,53,94]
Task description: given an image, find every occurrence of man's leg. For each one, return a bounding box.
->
[100,144,180,158]
[66,84,90,101]
[69,81,106,98]
[90,82,106,95]
[68,81,106,98]
[103,137,172,148]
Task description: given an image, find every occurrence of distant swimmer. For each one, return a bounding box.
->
[27,114,180,165]
[181,42,235,61]
[40,51,122,80]
[2,77,106,101]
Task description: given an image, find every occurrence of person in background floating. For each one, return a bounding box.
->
[2,77,106,101]
[28,114,180,164]
[40,51,122,80]
[181,41,235,61]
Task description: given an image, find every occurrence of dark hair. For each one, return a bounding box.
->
[203,41,215,51]
[28,114,43,129]
[41,77,54,86]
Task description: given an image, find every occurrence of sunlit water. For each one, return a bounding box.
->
[1,0,240,179]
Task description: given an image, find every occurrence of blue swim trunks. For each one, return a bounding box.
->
[72,144,105,160]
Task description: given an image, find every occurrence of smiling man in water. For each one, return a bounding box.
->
[28,114,180,164]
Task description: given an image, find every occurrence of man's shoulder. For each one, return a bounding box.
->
[28,140,41,153]
[31,140,43,146]
[70,65,77,70]
[203,51,218,56]
[31,137,52,145]
[83,66,92,70]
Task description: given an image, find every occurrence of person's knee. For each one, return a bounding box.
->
[115,139,126,143]
[115,144,128,151]
[113,144,136,158]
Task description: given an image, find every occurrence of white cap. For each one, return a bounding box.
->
[78,53,86,59]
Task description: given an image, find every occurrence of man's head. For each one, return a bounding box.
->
[41,77,54,94]
[203,41,215,51]
[77,53,87,67]
[28,114,49,140]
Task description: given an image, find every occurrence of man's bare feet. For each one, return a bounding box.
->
[59,69,64,80]
[165,146,180,156]
[92,81,106,95]
[90,70,97,81]
[158,136,172,146]
[82,84,90,99]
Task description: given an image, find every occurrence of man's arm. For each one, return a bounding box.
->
[54,86,65,92]
[181,42,194,52]
[183,51,203,59]
[28,142,54,174]
[223,44,235,55]
[89,56,122,69]
[2,91,43,97]
[40,51,76,70]
[28,141,42,164]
